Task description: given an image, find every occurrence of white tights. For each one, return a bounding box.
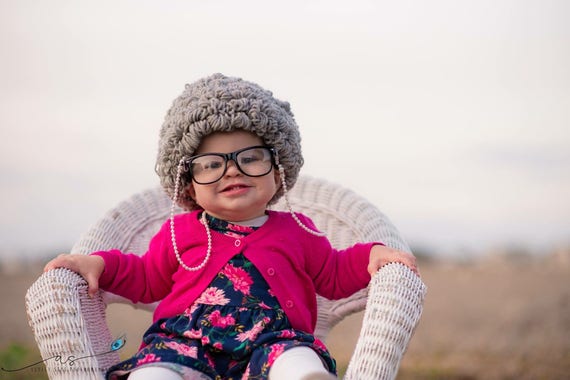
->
[128,367,184,380]
[268,347,336,380]
[127,347,334,380]
[128,366,209,380]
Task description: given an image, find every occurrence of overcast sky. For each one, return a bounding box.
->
[1,0,568,260]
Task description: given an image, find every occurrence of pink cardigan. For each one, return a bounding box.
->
[93,210,377,333]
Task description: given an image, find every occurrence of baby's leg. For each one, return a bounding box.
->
[268,346,336,380]
[128,365,210,380]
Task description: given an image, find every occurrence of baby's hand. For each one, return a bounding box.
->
[44,254,105,297]
[368,245,419,276]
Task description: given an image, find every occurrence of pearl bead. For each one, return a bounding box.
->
[278,164,325,237]
[170,158,213,272]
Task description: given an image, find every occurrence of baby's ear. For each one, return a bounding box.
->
[186,184,197,201]
[273,169,281,189]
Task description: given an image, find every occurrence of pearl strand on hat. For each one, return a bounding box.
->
[277,162,326,237]
[170,158,212,272]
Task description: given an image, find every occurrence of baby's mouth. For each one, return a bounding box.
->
[222,184,250,192]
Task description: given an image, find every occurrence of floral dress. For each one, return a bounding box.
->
[107,214,336,380]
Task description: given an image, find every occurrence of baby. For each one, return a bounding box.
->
[45,73,417,380]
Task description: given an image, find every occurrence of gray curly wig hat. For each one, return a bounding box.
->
[155,73,303,211]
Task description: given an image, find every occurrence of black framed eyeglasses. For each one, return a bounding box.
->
[183,145,277,185]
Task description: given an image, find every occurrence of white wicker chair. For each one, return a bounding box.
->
[26,175,426,380]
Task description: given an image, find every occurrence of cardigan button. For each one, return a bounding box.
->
[234,239,241,247]
[267,268,275,276]
[285,300,294,308]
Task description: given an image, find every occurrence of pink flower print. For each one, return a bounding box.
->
[208,310,236,328]
[136,353,160,366]
[204,351,216,369]
[226,224,253,239]
[278,330,297,339]
[195,287,230,305]
[259,301,271,310]
[213,342,223,351]
[164,341,198,358]
[184,304,199,316]
[267,344,286,366]
[182,328,202,339]
[236,317,270,342]
[313,338,327,352]
[201,335,210,345]
[222,264,253,294]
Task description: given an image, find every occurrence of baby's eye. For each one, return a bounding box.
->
[204,161,224,170]
[239,149,267,165]
[192,156,224,172]
[240,155,261,164]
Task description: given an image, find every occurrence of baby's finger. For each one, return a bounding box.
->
[386,258,420,276]
[43,254,69,272]
[84,273,100,298]
[402,258,420,276]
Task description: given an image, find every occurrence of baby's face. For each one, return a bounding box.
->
[186,130,280,222]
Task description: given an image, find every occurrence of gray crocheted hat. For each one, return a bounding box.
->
[156,73,303,210]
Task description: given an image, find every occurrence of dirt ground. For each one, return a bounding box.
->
[1,251,569,379]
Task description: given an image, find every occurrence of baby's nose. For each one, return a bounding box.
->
[225,159,241,175]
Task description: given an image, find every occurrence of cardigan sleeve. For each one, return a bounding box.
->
[298,213,380,300]
[91,219,178,304]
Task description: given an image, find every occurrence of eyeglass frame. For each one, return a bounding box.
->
[182,145,278,185]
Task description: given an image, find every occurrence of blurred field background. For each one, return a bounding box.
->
[2,249,569,380]
[2,1,569,379]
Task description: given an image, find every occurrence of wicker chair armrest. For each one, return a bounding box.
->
[100,292,158,312]
[25,268,117,380]
[343,263,427,380]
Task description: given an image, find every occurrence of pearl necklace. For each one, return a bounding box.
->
[169,156,325,273]
[170,158,213,272]
[276,161,325,237]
